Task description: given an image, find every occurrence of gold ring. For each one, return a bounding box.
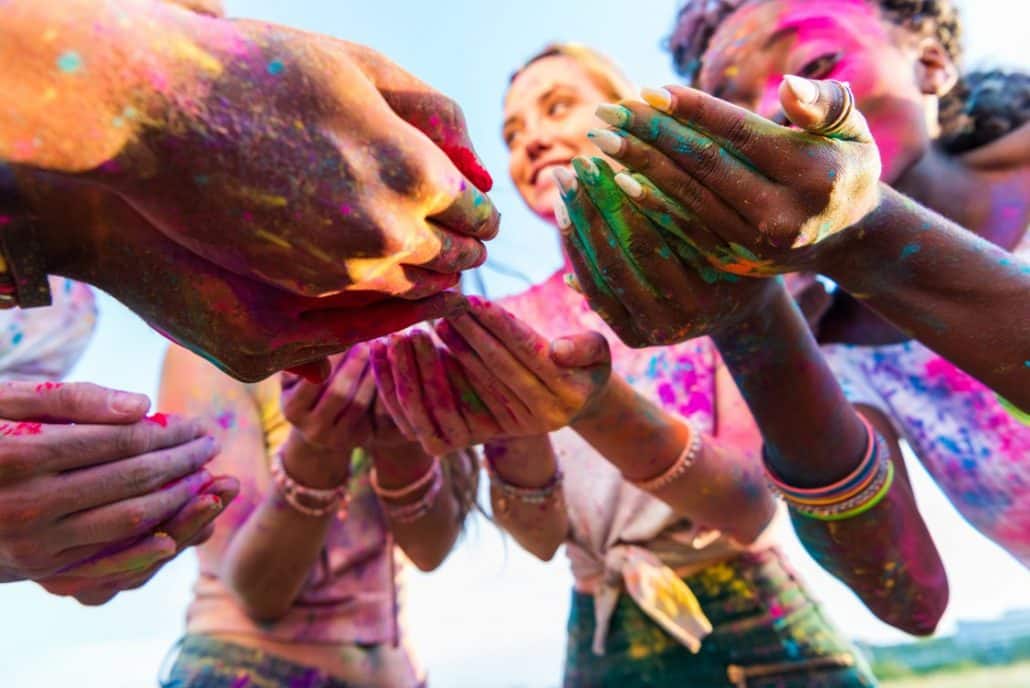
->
[816,80,855,138]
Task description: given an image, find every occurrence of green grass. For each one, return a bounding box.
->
[881,662,1030,688]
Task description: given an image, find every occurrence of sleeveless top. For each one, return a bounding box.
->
[185,378,413,647]
[822,231,1030,566]
[500,273,782,655]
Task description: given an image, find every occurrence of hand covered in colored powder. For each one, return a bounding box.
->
[5,0,497,333]
[22,180,464,382]
[554,158,778,348]
[0,381,238,603]
[589,77,881,276]
[281,344,408,454]
[370,297,612,456]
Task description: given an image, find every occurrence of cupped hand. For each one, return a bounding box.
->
[36,475,239,606]
[556,155,777,347]
[590,77,881,276]
[0,381,228,584]
[26,181,464,382]
[370,298,611,456]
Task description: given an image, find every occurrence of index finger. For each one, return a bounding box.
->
[611,85,800,175]
[0,382,149,424]
[0,414,206,477]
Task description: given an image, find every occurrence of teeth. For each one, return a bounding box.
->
[537,163,568,182]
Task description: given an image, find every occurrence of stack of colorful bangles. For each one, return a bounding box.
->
[763,416,894,521]
[370,456,444,524]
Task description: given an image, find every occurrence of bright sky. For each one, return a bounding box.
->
[1,2,1028,687]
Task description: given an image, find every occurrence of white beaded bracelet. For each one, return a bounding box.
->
[629,419,703,493]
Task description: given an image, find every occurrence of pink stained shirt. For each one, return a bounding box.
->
[184,379,413,649]
[499,272,784,655]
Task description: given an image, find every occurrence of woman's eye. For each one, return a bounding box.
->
[799,52,843,79]
[548,100,570,117]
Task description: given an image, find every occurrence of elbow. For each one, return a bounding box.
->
[526,539,563,562]
[885,579,950,637]
[223,568,292,624]
[237,595,292,624]
[407,546,452,573]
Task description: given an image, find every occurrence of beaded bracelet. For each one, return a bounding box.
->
[372,458,444,524]
[629,418,703,493]
[369,456,441,501]
[270,451,350,519]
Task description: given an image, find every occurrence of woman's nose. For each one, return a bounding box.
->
[525,135,553,162]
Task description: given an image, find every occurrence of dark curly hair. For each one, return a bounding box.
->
[937,69,1030,153]
[665,0,1028,151]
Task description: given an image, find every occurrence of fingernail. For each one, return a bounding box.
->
[595,103,630,128]
[614,172,644,199]
[573,157,599,182]
[641,87,673,113]
[111,392,148,415]
[563,273,583,293]
[784,75,819,105]
[587,129,625,156]
[554,200,572,230]
[552,339,574,358]
[552,167,578,197]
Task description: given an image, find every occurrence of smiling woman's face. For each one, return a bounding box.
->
[504,55,611,221]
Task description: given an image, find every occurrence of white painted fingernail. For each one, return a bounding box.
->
[552,167,578,196]
[587,129,625,156]
[784,75,819,105]
[641,87,673,113]
[614,172,644,199]
[554,200,572,230]
[595,103,629,127]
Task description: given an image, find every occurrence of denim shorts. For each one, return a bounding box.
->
[563,549,878,687]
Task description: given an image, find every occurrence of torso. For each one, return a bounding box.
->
[181,373,423,687]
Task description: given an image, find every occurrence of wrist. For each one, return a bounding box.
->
[369,445,435,493]
[281,432,352,490]
[817,183,895,282]
[484,436,558,489]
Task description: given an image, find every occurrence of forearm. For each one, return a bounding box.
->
[221,436,344,622]
[571,377,773,542]
[484,435,568,561]
[371,444,464,572]
[712,286,947,633]
[823,185,1030,410]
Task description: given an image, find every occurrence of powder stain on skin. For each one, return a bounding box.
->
[56,51,83,73]
[900,243,921,259]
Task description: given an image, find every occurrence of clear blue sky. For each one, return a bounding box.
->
[1,2,1028,687]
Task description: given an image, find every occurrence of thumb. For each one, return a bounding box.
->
[381,90,494,193]
[0,381,150,424]
[347,44,493,192]
[161,0,225,16]
[780,76,874,143]
[549,332,611,370]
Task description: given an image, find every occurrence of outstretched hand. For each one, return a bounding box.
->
[371,297,611,456]
[590,77,881,276]
[556,155,777,348]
